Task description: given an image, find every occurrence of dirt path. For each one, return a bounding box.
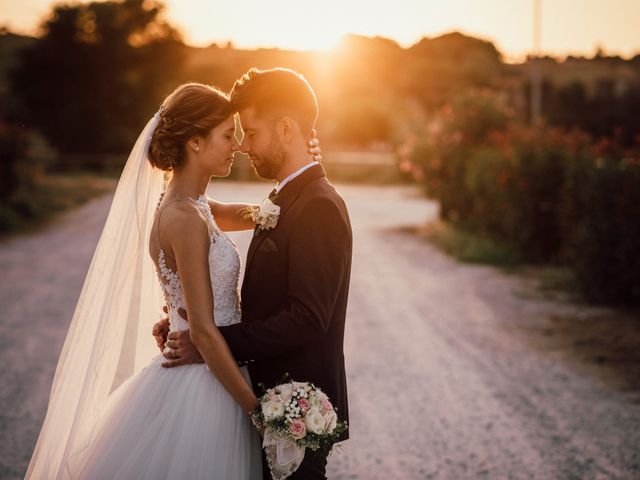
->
[1,183,638,479]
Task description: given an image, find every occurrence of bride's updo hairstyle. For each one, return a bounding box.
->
[149,83,234,171]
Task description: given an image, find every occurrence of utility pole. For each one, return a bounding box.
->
[531,0,543,125]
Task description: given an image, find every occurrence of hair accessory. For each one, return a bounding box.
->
[154,104,165,120]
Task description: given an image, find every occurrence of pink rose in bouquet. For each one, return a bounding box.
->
[298,398,310,413]
[320,399,333,414]
[289,419,307,440]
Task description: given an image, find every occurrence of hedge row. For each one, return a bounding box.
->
[410,95,640,305]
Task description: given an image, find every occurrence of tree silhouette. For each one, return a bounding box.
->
[11,0,185,156]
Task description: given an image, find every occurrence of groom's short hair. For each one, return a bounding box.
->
[230,68,318,135]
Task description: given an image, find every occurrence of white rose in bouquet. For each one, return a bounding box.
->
[323,410,338,434]
[277,383,294,402]
[304,408,325,435]
[314,390,328,403]
[262,397,285,421]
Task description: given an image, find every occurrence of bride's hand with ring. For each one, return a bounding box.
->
[161,328,205,368]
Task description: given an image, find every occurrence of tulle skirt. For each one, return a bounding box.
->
[70,355,263,480]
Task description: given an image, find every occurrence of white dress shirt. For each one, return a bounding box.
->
[275,161,320,194]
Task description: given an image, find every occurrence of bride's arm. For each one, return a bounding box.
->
[207,199,257,231]
[168,207,258,413]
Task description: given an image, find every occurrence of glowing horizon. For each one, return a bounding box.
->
[1,0,639,61]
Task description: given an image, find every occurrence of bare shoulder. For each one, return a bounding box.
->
[158,200,209,246]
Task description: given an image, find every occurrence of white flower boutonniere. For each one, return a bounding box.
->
[242,198,280,234]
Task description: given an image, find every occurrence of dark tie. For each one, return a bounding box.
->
[268,188,278,201]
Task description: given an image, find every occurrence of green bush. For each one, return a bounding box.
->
[409,93,640,305]
[564,149,640,304]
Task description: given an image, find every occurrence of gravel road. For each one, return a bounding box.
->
[1,182,638,479]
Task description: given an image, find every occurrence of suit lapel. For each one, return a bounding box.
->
[273,164,325,217]
[244,164,327,278]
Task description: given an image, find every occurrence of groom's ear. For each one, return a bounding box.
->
[276,116,295,145]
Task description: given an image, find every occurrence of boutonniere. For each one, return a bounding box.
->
[241,198,281,235]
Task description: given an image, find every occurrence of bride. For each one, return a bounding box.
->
[26,83,263,479]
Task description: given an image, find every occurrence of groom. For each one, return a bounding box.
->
[153,68,352,479]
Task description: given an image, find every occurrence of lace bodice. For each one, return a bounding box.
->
[155,195,242,334]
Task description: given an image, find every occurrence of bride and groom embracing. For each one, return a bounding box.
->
[27,68,352,479]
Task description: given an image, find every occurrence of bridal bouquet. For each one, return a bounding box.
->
[252,380,347,480]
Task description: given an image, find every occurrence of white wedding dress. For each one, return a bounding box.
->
[70,195,263,479]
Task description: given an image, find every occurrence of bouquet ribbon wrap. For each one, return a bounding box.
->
[263,427,306,480]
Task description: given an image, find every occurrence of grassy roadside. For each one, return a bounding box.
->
[416,219,640,398]
[0,173,117,238]
[417,220,523,268]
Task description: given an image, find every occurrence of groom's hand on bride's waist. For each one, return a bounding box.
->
[152,317,169,353]
[161,329,205,368]
[152,306,172,352]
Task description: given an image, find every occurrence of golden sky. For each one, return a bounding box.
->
[1,0,639,60]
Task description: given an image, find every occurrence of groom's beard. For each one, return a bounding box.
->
[251,137,286,180]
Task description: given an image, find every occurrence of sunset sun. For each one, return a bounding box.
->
[1,0,639,57]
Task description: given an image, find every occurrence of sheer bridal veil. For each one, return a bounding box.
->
[27,113,166,479]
